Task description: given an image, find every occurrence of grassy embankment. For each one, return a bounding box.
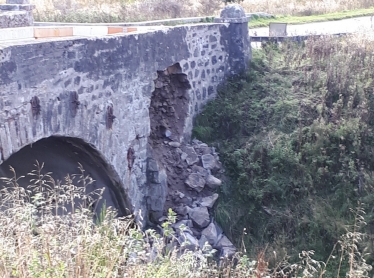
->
[193,35,374,277]
[249,8,374,28]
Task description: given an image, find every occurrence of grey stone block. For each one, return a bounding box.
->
[7,0,30,4]
[0,4,34,10]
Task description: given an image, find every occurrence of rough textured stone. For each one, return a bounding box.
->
[217,235,237,258]
[183,146,199,165]
[199,193,219,208]
[205,175,222,189]
[201,154,217,170]
[188,206,210,228]
[7,0,30,4]
[216,235,236,249]
[191,165,209,178]
[0,10,33,28]
[198,234,209,249]
[168,141,181,148]
[181,152,188,161]
[174,205,188,216]
[172,219,193,231]
[221,246,236,258]
[220,4,246,18]
[185,173,206,192]
[182,231,199,250]
[201,222,219,246]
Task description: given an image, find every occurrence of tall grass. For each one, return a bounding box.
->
[0,163,258,277]
[0,161,372,276]
[0,0,370,23]
[242,0,374,16]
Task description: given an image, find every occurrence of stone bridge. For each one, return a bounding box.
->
[0,5,251,224]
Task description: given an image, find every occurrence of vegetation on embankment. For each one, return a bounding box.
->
[0,162,371,277]
[5,0,370,24]
[249,8,374,28]
[193,35,374,276]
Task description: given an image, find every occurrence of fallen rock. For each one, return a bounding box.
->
[199,193,219,208]
[185,173,206,192]
[216,235,236,258]
[201,154,217,170]
[174,205,188,216]
[183,146,199,165]
[198,234,209,249]
[181,231,199,250]
[201,222,219,246]
[205,175,222,189]
[193,143,212,156]
[191,165,209,178]
[216,235,234,248]
[169,141,181,148]
[181,152,188,161]
[188,206,210,228]
[172,220,193,232]
[220,246,236,258]
[190,227,201,238]
[165,129,172,138]
[173,190,185,199]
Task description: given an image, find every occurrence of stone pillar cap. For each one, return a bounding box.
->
[214,4,249,23]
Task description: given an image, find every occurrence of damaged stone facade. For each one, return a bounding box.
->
[0,5,250,252]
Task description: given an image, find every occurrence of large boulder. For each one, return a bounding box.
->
[185,173,206,192]
[201,154,217,170]
[216,235,236,258]
[199,193,219,208]
[191,165,209,178]
[201,222,220,246]
[188,206,210,228]
[183,146,199,166]
[205,175,222,189]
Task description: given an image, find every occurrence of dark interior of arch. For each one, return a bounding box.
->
[0,136,130,217]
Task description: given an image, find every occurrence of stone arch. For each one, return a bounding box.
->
[0,135,130,216]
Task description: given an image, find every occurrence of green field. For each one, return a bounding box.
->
[249,7,374,27]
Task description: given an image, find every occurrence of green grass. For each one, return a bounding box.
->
[249,7,374,28]
[193,35,374,276]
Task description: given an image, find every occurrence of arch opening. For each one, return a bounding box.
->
[0,136,130,217]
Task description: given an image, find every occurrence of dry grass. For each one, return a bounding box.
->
[30,0,223,23]
[0,163,257,278]
[242,0,374,16]
[0,0,372,22]
[21,0,374,23]
[0,155,371,276]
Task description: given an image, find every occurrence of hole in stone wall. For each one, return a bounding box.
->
[0,136,130,217]
[149,63,191,146]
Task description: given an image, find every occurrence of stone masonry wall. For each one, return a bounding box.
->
[0,9,250,222]
[0,0,35,28]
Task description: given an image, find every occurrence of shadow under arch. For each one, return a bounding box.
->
[0,136,131,217]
